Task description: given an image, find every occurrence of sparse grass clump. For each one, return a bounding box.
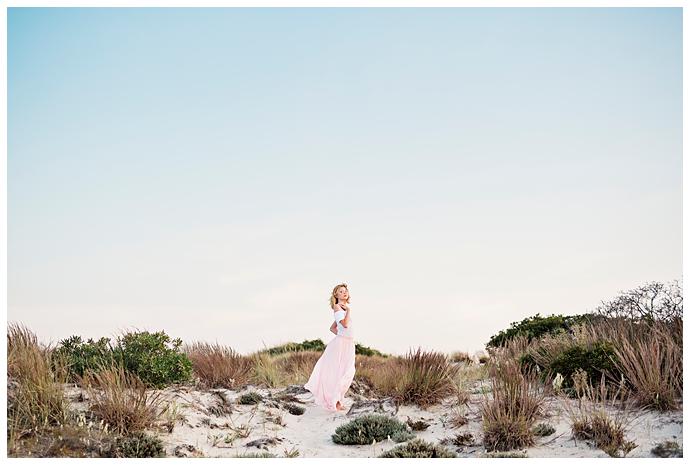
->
[332,414,414,445]
[480,357,545,452]
[285,403,305,415]
[651,440,683,458]
[563,369,638,457]
[532,422,555,436]
[378,438,457,458]
[250,351,284,388]
[83,366,163,435]
[450,351,474,364]
[238,391,263,405]
[184,342,253,389]
[274,350,321,385]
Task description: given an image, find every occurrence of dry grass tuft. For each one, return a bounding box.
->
[8,323,69,450]
[83,366,163,435]
[185,342,253,389]
[480,356,546,452]
[562,368,639,457]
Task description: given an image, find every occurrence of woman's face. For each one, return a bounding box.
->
[336,286,349,302]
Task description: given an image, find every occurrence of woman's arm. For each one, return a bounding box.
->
[340,304,350,328]
[330,321,337,334]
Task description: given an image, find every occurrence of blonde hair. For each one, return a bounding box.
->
[329,283,351,309]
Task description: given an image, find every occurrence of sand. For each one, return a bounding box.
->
[63,378,683,458]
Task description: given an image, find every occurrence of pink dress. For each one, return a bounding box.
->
[303,307,356,411]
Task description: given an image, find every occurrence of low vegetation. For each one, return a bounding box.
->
[378,438,457,458]
[332,414,414,445]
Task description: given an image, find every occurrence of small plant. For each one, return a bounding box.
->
[107,432,165,458]
[532,423,555,436]
[234,451,277,457]
[332,414,414,445]
[449,432,474,446]
[238,391,263,405]
[482,450,528,457]
[651,440,683,458]
[285,403,305,415]
[283,446,300,457]
[378,438,457,458]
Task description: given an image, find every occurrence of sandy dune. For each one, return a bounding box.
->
[64,379,683,458]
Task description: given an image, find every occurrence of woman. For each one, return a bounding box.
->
[303,283,356,412]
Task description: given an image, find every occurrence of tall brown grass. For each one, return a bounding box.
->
[480,356,545,452]
[274,350,322,385]
[355,348,460,408]
[82,366,163,435]
[586,318,682,411]
[8,323,69,449]
[184,342,254,389]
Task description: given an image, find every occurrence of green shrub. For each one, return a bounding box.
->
[107,432,165,458]
[378,438,457,458]
[264,339,326,355]
[113,331,193,388]
[54,336,116,380]
[238,391,263,405]
[332,414,414,445]
[487,313,594,349]
[263,339,388,357]
[355,343,387,357]
[548,341,620,390]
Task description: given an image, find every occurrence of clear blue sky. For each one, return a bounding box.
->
[8,7,682,355]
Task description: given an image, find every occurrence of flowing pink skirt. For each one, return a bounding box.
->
[303,335,356,412]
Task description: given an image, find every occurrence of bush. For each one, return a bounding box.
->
[54,336,115,380]
[107,432,165,458]
[332,414,414,445]
[263,339,326,355]
[113,331,193,388]
[548,341,620,391]
[487,313,594,349]
[378,438,457,458]
[355,343,387,357]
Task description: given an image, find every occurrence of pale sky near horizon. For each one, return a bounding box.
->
[8,7,682,356]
